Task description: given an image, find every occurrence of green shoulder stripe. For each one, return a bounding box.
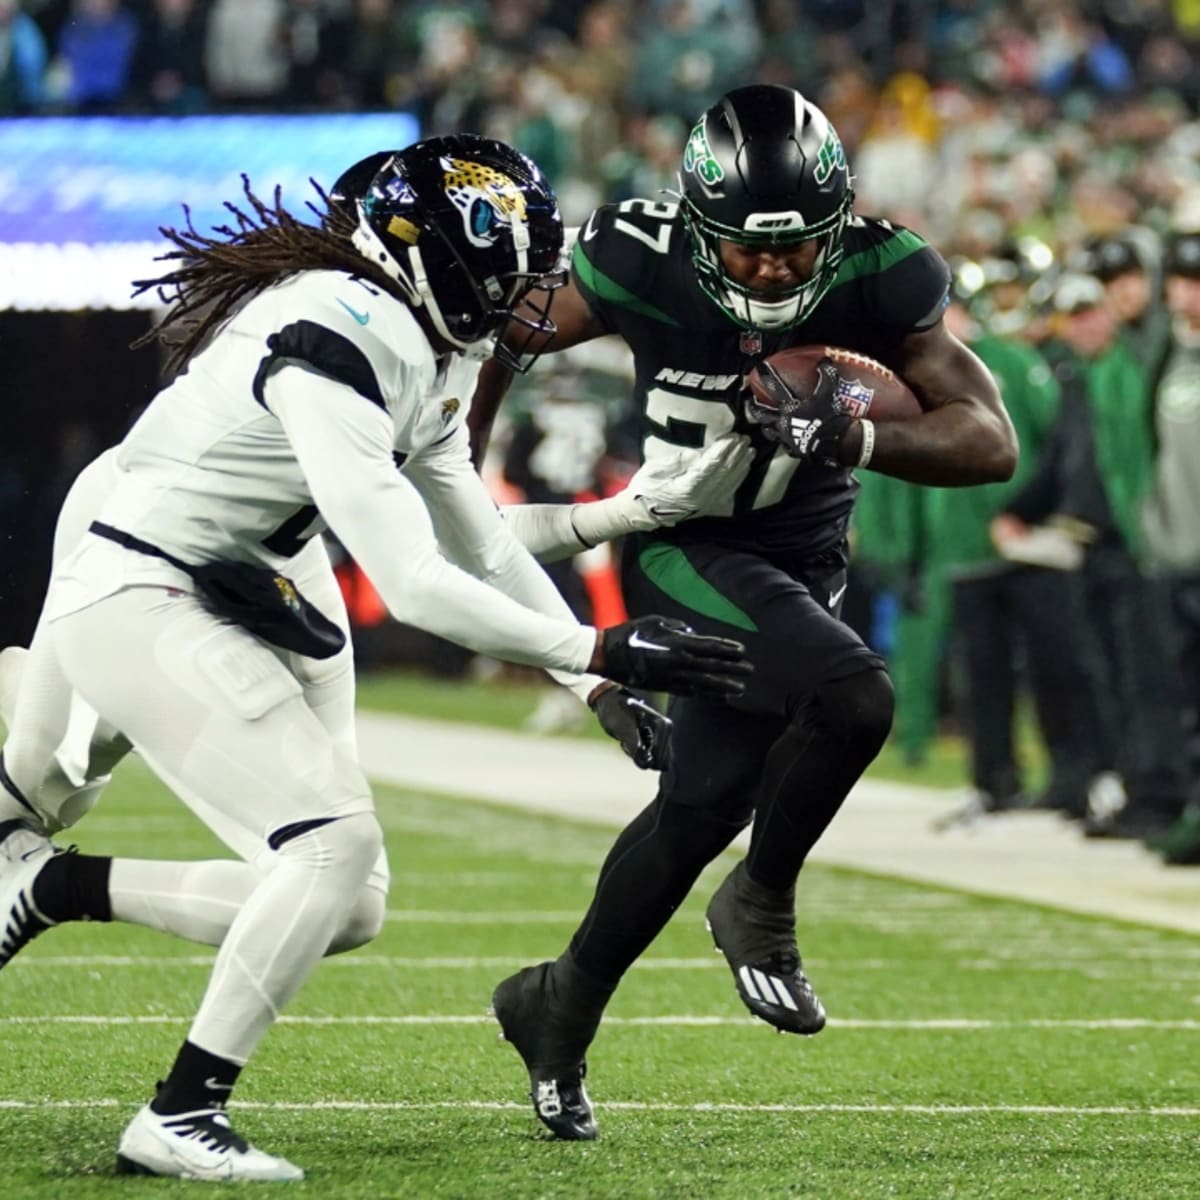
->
[637,541,758,632]
[830,227,926,290]
[572,240,681,326]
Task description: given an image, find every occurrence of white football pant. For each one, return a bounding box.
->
[51,584,383,1063]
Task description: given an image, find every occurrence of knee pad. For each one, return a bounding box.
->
[327,882,387,954]
[274,810,384,881]
[816,667,895,753]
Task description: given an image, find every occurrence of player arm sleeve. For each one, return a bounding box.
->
[498,495,656,563]
[499,434,756,562]
[265,366,596,675]
[403,424,608,702]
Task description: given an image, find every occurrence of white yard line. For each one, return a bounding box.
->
[14,954,1200,983]
[5,1014,1200,1030]
[356,712,1200,935]
[2,1097,1198,1117]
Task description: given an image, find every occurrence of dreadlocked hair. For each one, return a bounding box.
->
[131,176,400,373]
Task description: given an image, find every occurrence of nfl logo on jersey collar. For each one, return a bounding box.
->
[739,331,762,356]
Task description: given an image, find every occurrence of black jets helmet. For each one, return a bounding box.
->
[678,85,855,331]
[352,134,565,370]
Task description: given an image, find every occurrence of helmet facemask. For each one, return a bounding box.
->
[680,196,852,330]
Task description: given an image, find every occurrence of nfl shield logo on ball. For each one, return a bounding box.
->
[835,376,874,418]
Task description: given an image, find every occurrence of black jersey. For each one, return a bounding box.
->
[571,198,951,563]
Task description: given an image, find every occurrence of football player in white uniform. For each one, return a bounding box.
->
[0,136,752,1182]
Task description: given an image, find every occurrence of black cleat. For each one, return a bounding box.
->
[492,962,599,1141]
[705,861,826,1036]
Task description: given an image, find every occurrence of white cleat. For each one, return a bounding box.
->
[117,1104,304,1182]
[0,820,58,968]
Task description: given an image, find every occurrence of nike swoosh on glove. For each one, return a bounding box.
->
[599,616,752,698]
[627,433,754,525]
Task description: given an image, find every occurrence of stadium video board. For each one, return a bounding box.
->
[0,113,419,310]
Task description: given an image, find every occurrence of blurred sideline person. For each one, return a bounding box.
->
[1139,231,1200,864]
[995,272,1190,842]
[0,136,755,1182]
[843,470,933,762]
[1087,232,1166,363]
[469,85,1016,1139]
[932,278,1107,820]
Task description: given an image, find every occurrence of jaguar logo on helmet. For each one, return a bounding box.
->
[442,157,530,250]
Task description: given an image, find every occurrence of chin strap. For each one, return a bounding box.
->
[351,214,422,307]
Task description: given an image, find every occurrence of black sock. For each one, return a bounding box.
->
[151,1041,242,1115]
[549,949,617,1016]
[30,852,113,923]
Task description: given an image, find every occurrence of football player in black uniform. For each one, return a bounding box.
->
[471,85,1017,1140]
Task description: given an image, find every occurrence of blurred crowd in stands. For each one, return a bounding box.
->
[8,0,1200,860]
[4,2,1200,233]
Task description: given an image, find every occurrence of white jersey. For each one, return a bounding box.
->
[49,269,598,679]
[62,271,476,575]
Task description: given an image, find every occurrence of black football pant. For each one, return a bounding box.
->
[951,566,1108,813]
[1161,573,1200,777]
[566,535,893,988]
[1083,546,1191,817]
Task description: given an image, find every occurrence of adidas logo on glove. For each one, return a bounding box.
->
[786,417,823,457]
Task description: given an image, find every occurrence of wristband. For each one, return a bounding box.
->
[855,419,876,469]
[567,505,598,551]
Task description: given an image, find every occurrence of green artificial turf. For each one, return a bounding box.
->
[3,758,1194,1198]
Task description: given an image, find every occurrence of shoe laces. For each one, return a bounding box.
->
[161,1110,250,1155]
[761,948,801,978]
[0,891,49,964]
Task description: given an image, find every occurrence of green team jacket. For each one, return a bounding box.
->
[852,332,1061,576]
[1084,339,1156,556]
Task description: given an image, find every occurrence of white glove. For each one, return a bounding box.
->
[627,433,754,526]
[514,433,755,561]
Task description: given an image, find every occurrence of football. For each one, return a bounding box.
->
[746,345,922,422]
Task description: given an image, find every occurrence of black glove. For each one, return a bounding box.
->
[591,686,672,770]
[599,615,752,698]
[744,359,852,467]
